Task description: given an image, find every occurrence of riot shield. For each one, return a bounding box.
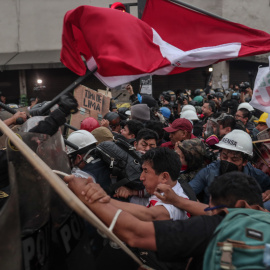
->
[1,118,143,269]
[0,163,22,270]
[39,133,96,270]
[7,130,96,270]
[0,106,29,121]
[7,132,52,270]
[0,125,20,149]
[0,109,14,121]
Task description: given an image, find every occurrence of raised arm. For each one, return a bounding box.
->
[154,184,208,216]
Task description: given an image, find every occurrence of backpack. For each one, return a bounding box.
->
[203,208,270,270]
[94,138,144,194]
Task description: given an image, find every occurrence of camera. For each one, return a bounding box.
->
[177,96,184,104]
[177,93,188,105]
[239,82,250,93]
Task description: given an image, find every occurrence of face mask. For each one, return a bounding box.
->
[219,160,238,175]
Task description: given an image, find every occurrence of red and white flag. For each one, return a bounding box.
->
[61,1,270,88]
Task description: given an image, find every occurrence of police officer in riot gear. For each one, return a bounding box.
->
[0,93,78,208]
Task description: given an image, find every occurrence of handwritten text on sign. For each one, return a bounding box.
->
[83,89,103,112]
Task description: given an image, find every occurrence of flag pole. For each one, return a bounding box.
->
[167,0,230,22]
[30,67,98,116]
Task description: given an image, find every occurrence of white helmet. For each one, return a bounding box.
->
[181,105,196,113]
[180,110,199,121]
[215,130,253,156]
[237,102,254,112]
[66,130,97,156]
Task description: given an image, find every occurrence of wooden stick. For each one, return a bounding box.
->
[253,138,270,144]
[0,119,143,267]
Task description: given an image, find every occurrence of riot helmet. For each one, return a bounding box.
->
[194,89,204,96]
[215,92,224,99]
[231,93,240,100]
[103,112,121,132]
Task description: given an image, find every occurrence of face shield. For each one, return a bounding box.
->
[203,119,219,140]
[170,94,176,102]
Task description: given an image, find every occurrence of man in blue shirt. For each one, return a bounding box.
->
[189,130,270,208]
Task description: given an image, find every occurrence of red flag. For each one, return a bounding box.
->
[60,5,172,87]
[61,3,270,88]
[142,0,270,74]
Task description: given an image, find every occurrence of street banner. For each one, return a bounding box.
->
[250,56,270,127]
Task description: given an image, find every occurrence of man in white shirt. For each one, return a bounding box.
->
[69,147,188,221]
[66,147,189,269]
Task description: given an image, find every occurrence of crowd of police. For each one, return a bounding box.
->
[1,80,270,269]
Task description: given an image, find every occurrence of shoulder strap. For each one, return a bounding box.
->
[116,138,142,164]
[178,178,197,201]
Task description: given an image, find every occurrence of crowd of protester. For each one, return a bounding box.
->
[1,81,270,269]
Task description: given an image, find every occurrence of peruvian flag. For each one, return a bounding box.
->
[60,1,270,88]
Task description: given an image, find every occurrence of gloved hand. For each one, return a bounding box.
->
[59,93,78,116]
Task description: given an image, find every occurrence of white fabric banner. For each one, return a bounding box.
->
[250,56,270,114]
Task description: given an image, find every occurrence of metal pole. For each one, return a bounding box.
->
[167,0,230,22]
[0,101,27,124]
[64,123,78,131]
[34,68,97,116]
[64,138,79,150]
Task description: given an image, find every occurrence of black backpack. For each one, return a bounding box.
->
[94,138,144,194]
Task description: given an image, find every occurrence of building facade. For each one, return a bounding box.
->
[0,0,270,103]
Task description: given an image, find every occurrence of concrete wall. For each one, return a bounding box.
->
[0,0,138,54]
[180,0,270,31]
[1,0,270,100]
[1,0,270,55]
[223,0,270,31]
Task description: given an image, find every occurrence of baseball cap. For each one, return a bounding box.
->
[163,118,193,133]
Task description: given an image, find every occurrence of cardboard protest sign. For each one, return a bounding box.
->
[110,83,130,103]
[70,85,110,130]
[97,89,112,98]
